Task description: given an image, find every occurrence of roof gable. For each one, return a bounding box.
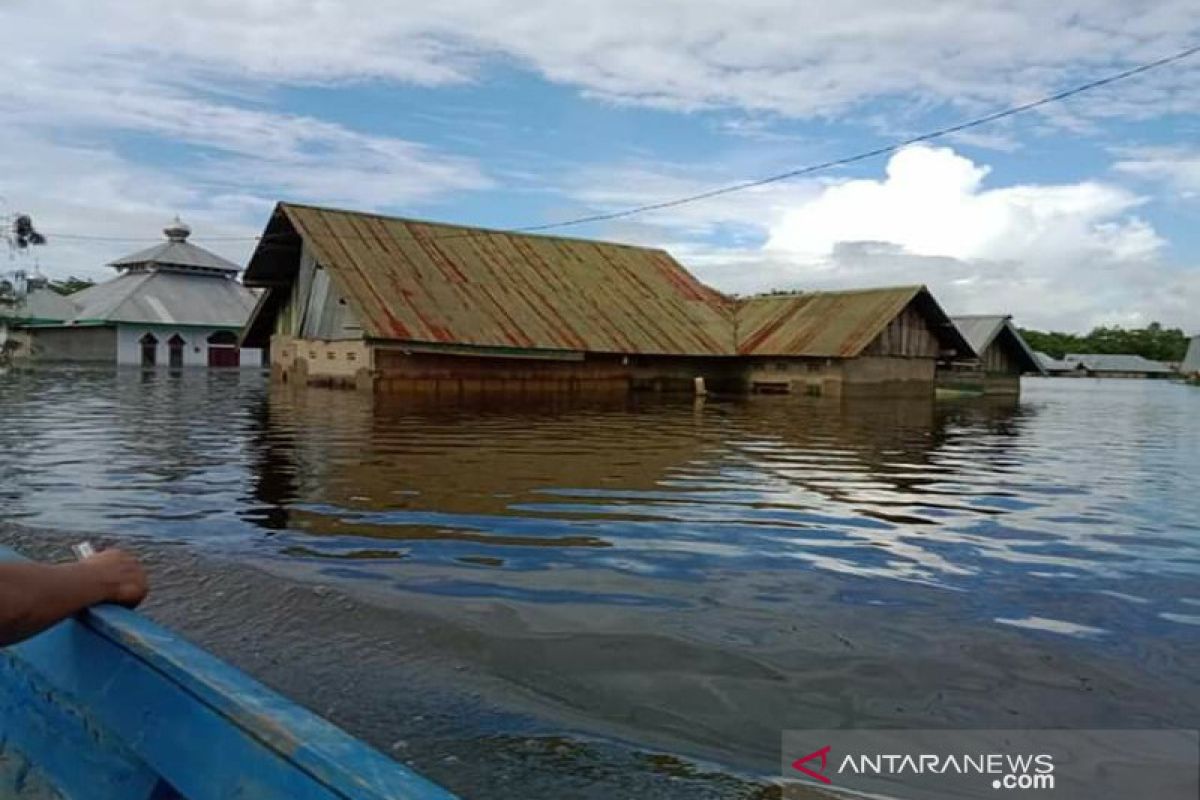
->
[951,315,1044,374]
[735,286,970,358]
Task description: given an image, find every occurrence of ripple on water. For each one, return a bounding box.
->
[2,367,1199,743]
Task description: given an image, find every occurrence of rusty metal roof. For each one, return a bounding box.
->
[735,286,969,357]
[245,203,735,356]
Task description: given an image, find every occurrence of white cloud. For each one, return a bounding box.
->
[1,1,1198,328]
[1114,146,1200,199]
[4,1,1199,118]
[565,146,1198,331]
[766,146,1161,264]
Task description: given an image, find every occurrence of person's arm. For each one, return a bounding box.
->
[0,548,149,646]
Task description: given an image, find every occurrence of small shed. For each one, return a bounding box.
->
[938,314,1044,395]
[734,287,973,397]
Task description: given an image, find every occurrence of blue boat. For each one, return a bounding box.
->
[0,545,458,800]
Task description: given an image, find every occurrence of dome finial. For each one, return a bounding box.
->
[164,215,191,242]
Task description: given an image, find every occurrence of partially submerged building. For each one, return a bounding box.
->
[1181,336,1200,378]
[734,287,970,396]
[240,203,973,397]
[0,280,81,361]
[937,314,1044,395]
[1034,351,1086,376]
[1063,353,1174,379]
[18,220,262,367]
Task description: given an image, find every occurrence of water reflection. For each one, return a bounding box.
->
[2,368,1199,770]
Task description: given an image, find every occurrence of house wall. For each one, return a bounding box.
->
[272,335,374,387]
[842,356,935,396]
[740,357,844,397]
[274,245,363,342]
[116,324,262,367]
[371,349,630,396]
[861,304,943,358]
[25,326,117,362]
[629,355,743,393]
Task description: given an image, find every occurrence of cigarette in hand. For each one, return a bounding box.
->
[72,541,97,561]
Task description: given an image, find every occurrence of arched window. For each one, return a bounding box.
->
[139,333,158,367]
[168,334,186,368]
[207,329,240,367]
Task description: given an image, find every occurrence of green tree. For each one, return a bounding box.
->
[47,277,95,296]
[1019,323,1189,362]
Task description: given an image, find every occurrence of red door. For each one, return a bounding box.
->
[208,346,239,367]
[206,330,240,367]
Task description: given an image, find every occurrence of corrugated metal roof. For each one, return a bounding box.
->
[0,287,79,323]
[951,315,1007,355]
[1182,336,1200,375]
[951,314,1044,374]
[1034,351,1082,372]
[734,286,969,357]
[246,203,735,356]
[1064,353,1174,374]
[110,240,241,273]
[65,270,258,327]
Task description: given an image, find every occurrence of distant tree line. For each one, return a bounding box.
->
[46,277,95,296]
[1020,322,1190,362]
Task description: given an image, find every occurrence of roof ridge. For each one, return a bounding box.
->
[276,201,673,254]
[740,284,924,301]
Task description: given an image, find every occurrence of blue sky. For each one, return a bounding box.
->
[1,0,1198,331]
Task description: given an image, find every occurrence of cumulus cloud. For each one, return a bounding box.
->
[1,1,1198,327]
[765,146,1162,265]
[569,146,1197,331]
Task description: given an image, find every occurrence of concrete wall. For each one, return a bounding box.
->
[740,357,844,397]
[629,355,743,393]
[370,349,630,396]
[842,356,935,397]
[116,324,262,367]
[272,335,374,388]
[269,335,942,398]
[26,326,118,362]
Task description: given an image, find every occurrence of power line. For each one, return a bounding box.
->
[37,41,1200,245]
[516,42,1200,233]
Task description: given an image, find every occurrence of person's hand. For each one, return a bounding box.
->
[83,548,149,608]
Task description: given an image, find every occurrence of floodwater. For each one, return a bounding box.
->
[2,366,1199,796]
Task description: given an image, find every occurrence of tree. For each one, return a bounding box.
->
[1019,323,1189,362]
[47,277,95,296]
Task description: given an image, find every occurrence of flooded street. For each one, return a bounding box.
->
[2,367,1199,797]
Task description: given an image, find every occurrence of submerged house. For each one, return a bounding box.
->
[734,287,971,396]
[240,203,972,397]
[0,280,81,361]
[937,314,1045,395]
[1063,354,1174,379]
[1182,336,1200,378]
[1034,351,1086,377]
[20,220,262,367]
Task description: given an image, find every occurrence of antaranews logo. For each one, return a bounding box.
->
[789,745,1055,792]
[783,730,1198,800]
[791,746,832,785]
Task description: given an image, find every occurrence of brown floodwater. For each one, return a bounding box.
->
[1,366,1198,798]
